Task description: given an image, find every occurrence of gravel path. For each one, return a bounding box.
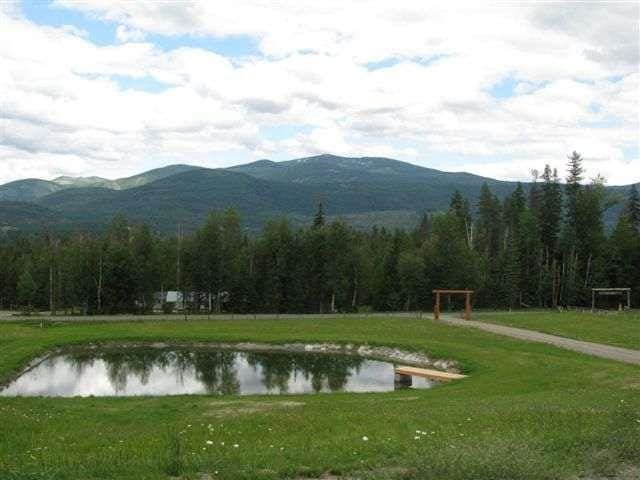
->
[440,315,640,365]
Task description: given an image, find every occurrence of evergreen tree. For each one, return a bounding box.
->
[503,183,526,234]
[604,215,640,301]
[102,215,136,313]
[564,151,584,245]
[475,183,502,259]
[398,249,425,311]
[417,213,431,240]
[130,225,157,313]
[313,202,325,229]
[17,260,37,312]
[539,165,562,260]
[449,191,472,247]
[626,184,640,231]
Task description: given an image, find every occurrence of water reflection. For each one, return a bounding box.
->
[0,348,436,397]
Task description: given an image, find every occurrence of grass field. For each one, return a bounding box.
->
[475,310,640,350]
[1,314,639,480]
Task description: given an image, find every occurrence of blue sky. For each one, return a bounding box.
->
[1,1,638,185]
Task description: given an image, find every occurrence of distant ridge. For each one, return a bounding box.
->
[0,164,200,202]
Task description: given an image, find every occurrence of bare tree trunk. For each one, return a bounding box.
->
[584,254,592,288]
[351,276,358,310]
[176,224,182,292]
[49,264,54,316]
[331,292,335,313]
[551,258,558,308]
[97,253,103,314]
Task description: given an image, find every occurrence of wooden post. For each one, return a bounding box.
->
[464,292,471,321]
[591,289,595,311]
[627,289,631,310]
[434,291,440,320]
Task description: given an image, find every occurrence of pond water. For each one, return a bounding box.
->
[0,348,437,397]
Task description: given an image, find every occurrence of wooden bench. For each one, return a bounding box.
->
[395,365,467,382]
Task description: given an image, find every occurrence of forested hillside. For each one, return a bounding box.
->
[1,153,638,314]
[0,164,199,202]
[0,154,633,233]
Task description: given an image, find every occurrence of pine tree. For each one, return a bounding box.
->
[605,215,639,296]
[449,191,472,246]
[626,184,640,231]
[502,231,521,310]
[504,183,526,234]
[538,165,562,307]
[528,169,540,212]
[538,165,562,261]
[565,151,584,242]
[418,213,431,240]
[475,183,501,259]
[313,203,325,229]
[566,151,584,194]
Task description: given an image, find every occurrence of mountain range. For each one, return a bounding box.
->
[0,154,635,234]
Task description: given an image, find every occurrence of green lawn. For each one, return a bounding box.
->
[475,310,640,350]
[1,315,639,480]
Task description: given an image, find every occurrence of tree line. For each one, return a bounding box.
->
[1,152,638,315]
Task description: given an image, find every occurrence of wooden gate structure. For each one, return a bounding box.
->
[591,288,631,311]
[433,289,474,321]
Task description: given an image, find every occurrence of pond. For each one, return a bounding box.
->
[0,348,438,397]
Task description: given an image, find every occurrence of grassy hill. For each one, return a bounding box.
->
[0,155,636,234]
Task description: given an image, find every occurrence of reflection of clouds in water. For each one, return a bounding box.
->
[0,350,438,397]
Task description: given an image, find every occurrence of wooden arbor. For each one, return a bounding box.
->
[433,289,474,321]
[591,288,631,311]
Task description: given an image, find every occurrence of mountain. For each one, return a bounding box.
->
[230,154,490,185]
[0,178,64,202]
[0,164,199,202]
[36,168,312,231]
[0,155,636,234]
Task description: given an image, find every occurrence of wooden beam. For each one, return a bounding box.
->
[432,289,474,294]
[395,366,467,382]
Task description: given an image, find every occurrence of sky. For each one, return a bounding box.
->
[0,0,638,186]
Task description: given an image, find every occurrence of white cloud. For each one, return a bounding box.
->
[115,24,146,43]
[0,1,638,185]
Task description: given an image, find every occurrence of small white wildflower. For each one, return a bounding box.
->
[362,436,369,441]
[233,444,239,448]
[414,436,420,440]
[220,442,225,446]
[206,440,213,445]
